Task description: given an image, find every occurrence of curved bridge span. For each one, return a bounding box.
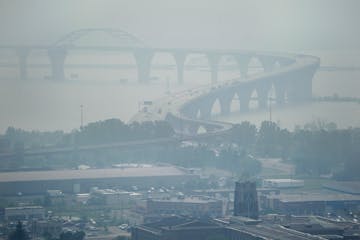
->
[0,53,319,159]
[0,29,320,158]
[131,51,319,137]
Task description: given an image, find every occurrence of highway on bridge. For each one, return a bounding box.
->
[0,28,319,160]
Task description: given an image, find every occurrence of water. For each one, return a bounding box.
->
[0,51,360,133]
[0,52,225,132]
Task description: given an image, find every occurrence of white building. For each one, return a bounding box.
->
[263,179,304,188]
[4,206,45,221]
[146,196,223,218]
[91,188,131,206]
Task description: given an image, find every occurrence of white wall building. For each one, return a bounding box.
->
[4,206,45,221]
[263,179,304,188]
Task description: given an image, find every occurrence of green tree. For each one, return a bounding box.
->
[230,121,257,150]
[256,121,281,157]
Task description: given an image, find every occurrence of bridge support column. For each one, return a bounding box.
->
[48,47,67,81]
[16,47,30,80]
[173,52,187,84]
[220,100,230,116]
[256,84,271,110]
[258,56,276,72]
[187,124,200,136]
[134,49,153,83]
[200,107,211,120]
[198,98,214,120]
[207,53,220,84]
[238,89,252,113]
[235,55,251,78]
[273,80,287,105]
[276,86,286,105]
[286,63,318,103]
[218,94,233,116]
[181,106,199,119]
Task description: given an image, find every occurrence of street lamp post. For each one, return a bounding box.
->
[268,97,275,122]
[80,104,84,130]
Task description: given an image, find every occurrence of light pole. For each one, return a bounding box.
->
[80,104,84,130]
[268,97,275,122]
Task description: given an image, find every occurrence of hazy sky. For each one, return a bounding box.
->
[0,0,359,51]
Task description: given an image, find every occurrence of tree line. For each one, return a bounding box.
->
[2,119,174,150]
[2,118,359,180]
[227,121,360,180]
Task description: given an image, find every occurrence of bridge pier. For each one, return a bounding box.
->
[258,94,269,109]
[181,106,199,120]
[273,79,287,105]
[187,124,200,135]
[256,83,271,109]
[48,47,67,81]
[172,52,187,84]
[207,53,220,84]
[220,100,230,116]
[237,89,252,113]
[258,56,276,72]
[200,107,212,120]
[16,47,30,80]
[285,63,318,103]
[235,55,251,78]
[164,113,201,136]
[276,86,286,105]
[218,93,234,116]
[134,49,154,83]
[197,97,215,120]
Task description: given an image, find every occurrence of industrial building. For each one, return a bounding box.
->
[261,214,360,239]
[132,180,360,240]
[234,181,259,219]
[89,188,131,206]
[131,216,326,240]
[4,206,45,221]
[323,181,360,195]
[0,165,199,196]
[146,196,223,218]
[261,193,360,215]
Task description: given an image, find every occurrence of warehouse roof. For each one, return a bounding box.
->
[323,181,360,195]
[267,193,360,203]
[0,166,188,182]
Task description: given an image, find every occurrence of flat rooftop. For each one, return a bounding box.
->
[323,181,360,195]
[0,166,188,183]
[150,196,220,203]
[264,179,304,183]
[5,206,44,210]
[233,223,326,240]
[267,193,360,203]
[138,216,325,240]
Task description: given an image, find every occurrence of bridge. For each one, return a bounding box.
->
[131,52,319,136]
[0,28,317,85]
[0,28,320,160]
